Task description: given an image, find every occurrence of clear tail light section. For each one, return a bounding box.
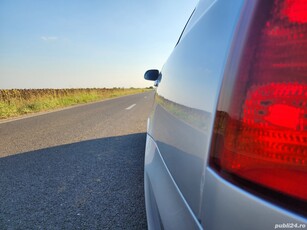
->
[210,0,307,210]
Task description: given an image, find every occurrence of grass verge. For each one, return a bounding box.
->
[0,88,151,119]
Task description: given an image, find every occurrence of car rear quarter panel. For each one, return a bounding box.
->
[146,0,307,228]
[147,0,244,222]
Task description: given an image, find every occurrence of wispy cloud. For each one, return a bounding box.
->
[41,36,59,42]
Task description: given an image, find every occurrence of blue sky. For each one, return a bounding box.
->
[0,0,198,89]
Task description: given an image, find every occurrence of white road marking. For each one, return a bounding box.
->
[125,104,136,110]
[144,96,147,99]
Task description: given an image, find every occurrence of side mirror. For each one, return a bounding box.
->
[144,69,160,81]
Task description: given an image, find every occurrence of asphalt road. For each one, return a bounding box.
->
[0,91,155,229]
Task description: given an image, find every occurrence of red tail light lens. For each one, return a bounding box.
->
[210,0,307,205]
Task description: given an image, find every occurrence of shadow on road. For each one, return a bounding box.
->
[0,133,147,229]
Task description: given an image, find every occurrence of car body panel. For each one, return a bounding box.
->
[148,0,244,220]
[144,133,201,229]
[144,0,307,229]
[201,168,306,230]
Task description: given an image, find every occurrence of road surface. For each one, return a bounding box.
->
[0,91,155,229]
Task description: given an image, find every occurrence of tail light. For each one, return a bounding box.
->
[210,0,307,211]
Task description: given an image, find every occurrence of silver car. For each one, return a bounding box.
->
[144,0,307,229]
